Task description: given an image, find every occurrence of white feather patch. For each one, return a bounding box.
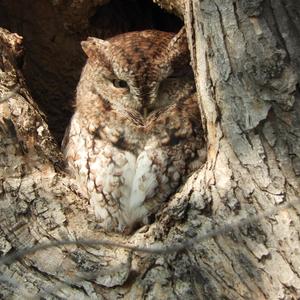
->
[129,151,158,210]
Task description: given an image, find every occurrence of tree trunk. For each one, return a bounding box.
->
[0,1,300,299]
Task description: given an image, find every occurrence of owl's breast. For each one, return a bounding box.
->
[64,95,205,232]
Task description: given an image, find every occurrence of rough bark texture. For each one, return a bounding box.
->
[182,0,300,298]
[0,0,300,299]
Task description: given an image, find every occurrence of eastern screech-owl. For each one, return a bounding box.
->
[63,28,205,233]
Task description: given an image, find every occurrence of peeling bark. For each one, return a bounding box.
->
[183,0,300,298]
[0,0,300,299]
[153,0,185,18]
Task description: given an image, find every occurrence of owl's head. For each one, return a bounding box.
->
[78,29,195,117]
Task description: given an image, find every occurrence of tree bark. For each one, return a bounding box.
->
[0,1,300,299]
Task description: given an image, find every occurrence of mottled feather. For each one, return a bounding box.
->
[63,29,205,233]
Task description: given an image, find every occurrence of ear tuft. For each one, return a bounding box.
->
[160,27,190,76]
[81,37,110,58]
[167,27,189,61]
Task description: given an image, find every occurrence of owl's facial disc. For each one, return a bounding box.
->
[93,71,142,112]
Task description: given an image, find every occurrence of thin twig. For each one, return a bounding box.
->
[0,198,298,265]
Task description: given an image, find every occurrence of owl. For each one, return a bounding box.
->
[63,28,205,233]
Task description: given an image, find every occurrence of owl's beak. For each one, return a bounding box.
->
[143,108,148,118]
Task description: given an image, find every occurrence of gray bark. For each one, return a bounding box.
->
[0,0,300,299]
